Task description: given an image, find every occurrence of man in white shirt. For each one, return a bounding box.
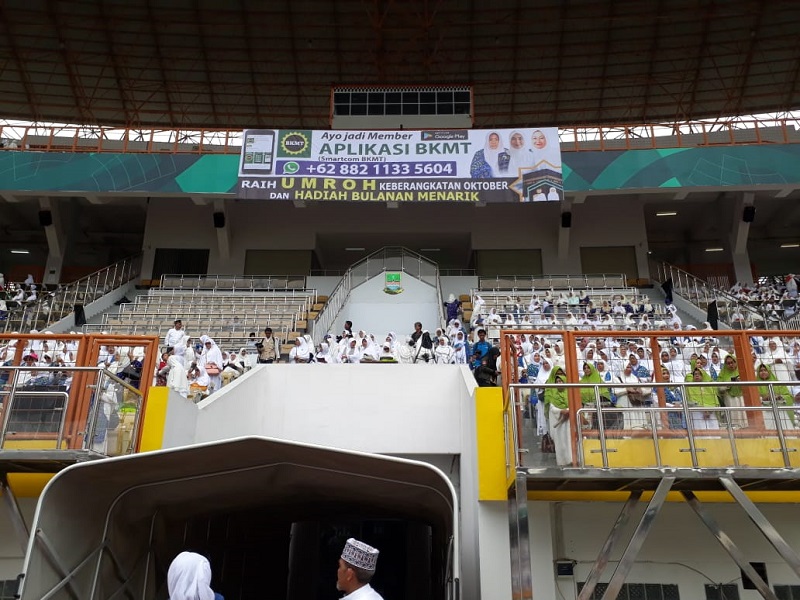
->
[336,538,384,600]
[164,319,188,349]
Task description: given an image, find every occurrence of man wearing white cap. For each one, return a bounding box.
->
[336,538,384,600]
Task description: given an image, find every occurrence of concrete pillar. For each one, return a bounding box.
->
[728,192,754,285]
[557,198,573,265]
[39,197,65,285]
[212,198,231,262]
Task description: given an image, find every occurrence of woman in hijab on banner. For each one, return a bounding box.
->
[506,130,532,175]
[470,131,510,178]
[529,129,562,172]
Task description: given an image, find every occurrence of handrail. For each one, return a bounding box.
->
[0,365,144,456]
[2,116,799,154]
[158,273,309,291]
[478,273,628,291]
[312,246,445,344]
[507,379,800,472]
[649,259,765,328]
[2,254,142,334]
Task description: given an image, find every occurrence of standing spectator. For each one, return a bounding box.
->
[410,321,423,344]
[257,327,280,364]
[444,294,461,324]
[472,329,492,359]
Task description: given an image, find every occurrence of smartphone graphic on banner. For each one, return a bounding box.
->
[241,130,276,174]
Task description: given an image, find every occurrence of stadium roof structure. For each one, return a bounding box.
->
[1,0,800,129]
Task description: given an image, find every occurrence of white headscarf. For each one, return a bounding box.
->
[530,129,561,171]
[168,551,215,600]
[507,130,529,174]
[482,131,502,176]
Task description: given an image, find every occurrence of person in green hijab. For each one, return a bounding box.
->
[717,354,747,428]
[545,366,572,466]
[684,367,720,430]
[579,361,620,430]
[756,362,796,431]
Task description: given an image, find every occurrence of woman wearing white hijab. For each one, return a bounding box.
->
[446,320,463,339]
[168,551,224,600]
[200,336,223,391]
[470,131,508,178]
[289,336,310,363]
[396,337,416,364]
[166,348,189,398]
[507,130,531,174]
[453,331,468,364]
[530,129,561,171]
[434,336,456,364]
[342,338,362,364]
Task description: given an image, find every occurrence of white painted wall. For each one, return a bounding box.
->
[304,276,340,297]
[533,499,800,599]
[140,197,652,279]
[334,272,441,339]
[188,365,466,454]
[441,276,480,303]
[160,364,482,599]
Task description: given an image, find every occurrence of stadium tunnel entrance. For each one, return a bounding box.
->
[19,437,459,600]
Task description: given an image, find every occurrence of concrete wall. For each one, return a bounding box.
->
[533,499,800,600]
[139,197,651,279]
[160,364,482,599]
[189,365,468,454]
[335,272,441,338]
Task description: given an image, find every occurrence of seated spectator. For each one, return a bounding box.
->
[187,363,210,400]
[434,337,455,364]
[379,343,397,362]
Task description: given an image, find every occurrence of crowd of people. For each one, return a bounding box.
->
[510,331,800,466]
[468,290,681,332]
[0,273,57,329]
[729,274,798,322]
[0,329,146,453]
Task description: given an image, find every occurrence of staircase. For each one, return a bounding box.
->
[312,247,445,343]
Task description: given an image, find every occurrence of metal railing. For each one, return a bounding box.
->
[1,254,142,334]
[2,117,799,154]
[158,273,308,291]
[507,379,800,472]
[312,246,445,344]
[649,259,765,328]
[479,273,627,291]
[0,365,144,457]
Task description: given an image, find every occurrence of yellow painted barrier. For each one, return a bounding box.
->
[138,386,169,453]
[475,387,509,501]
[581,436,800,469]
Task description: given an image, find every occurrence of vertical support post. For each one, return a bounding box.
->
[578,491,642,600]
[508,471,532,600]
[0,474,30,553]
[683,489,778,600]
[719,477,800,578]
[600,477,675,600]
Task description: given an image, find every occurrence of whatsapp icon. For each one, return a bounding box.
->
[283,161,300,174]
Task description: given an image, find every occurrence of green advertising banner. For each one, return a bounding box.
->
[1,143,799,197]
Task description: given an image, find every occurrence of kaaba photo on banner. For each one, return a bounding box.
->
[522,168,563,202]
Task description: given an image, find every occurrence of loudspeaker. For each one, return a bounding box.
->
[743,205,756,223]
[561,211,572,228]
[213,212,226,228]
[38,210,53,227]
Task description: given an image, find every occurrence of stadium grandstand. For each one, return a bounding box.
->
[1,2,800,600]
